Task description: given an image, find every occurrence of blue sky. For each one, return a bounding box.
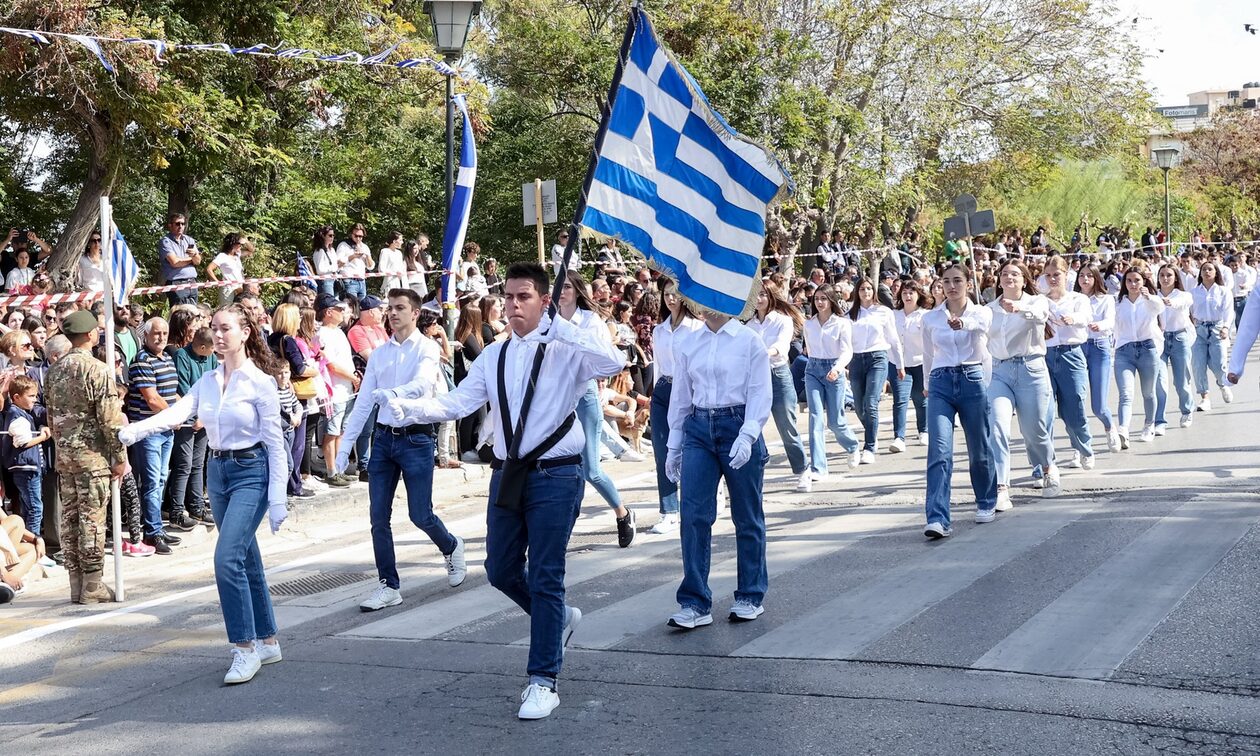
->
[1127,0,1259,103]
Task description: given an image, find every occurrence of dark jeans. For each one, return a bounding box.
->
[288,415,306,495]
[649,378,679,514]
[352,400,378,472]
[367,428,457,589]
[890,364,926,440]
[485,462,583,689]
[849,350,889,451]
[166,286,198,307]
[12,469,43,537]
[166,426,208,518]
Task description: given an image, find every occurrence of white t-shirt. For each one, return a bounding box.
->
[336,241,372,278]
[8,415,33,446]
[318,325,356,404]
[378,247,406,294]
[211,253,244,282]
[79,255,107,293]
[5,266,33,292]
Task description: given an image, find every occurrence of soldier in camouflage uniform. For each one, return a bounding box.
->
[44,310,127,604]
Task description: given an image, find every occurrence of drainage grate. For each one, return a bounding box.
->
[269,571,374,597]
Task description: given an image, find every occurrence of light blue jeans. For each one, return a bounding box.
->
[989,356,1055,486]
[926,365,997,529]
[803,357,858,475]
[1192,322,1227,395]
[1082,337,1114,433]
[578,381,622,511]
[1045,345,1093,458]
[1114,340,1159,431]
[208,449,277,645]
[848,350,889,452]
[768,365,807,475]
[1155,329,1193,423]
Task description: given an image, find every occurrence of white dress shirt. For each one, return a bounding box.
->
[341,329,443,449]
[336,240,373,279]
[377,247,406,293]
[564,307,621,381]
[313,246,342,276]
[667,319,772,450]
[1228,285,1260,377]
[1159,288,1194,333]
[652,316,703,379]
[894,308,926,367]
[986,294,1049,360]
[1085,294,1115,338]
[802,314,853,365]
[1114,294,1165,347]
[551,243,581,275]
[1045,291,1090,347]
[393,315,624,461]
[120,359,288,510]
[1233,265,1256,298]
[850,305,904,367]
[747,310,794,369]
[921,301,992,374]
[1191,283,1234,325]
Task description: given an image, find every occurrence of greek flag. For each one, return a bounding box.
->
[295,253,317,291]
[582,7,790,318]
[440,94,477,307]
[110,225,139,304]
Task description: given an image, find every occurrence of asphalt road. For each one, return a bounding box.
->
[3,362,1259,755]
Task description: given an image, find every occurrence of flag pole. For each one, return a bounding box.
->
[99,197,125,601]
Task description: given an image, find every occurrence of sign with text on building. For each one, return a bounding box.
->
[1154,105,1209,119]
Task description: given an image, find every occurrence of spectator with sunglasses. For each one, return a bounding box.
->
[79,232,108,293]
[158,213,202,306]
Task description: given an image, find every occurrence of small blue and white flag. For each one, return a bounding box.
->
[582,7,790,317]
[440,93,477,308]
[110,224,139,305]
[295,253,318,291]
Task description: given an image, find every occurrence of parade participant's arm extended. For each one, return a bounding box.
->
[390,345,491,425]
[544,311,625,382]
[119,390,197,447]
[1228,287,1260,382]
[337,356,379,451]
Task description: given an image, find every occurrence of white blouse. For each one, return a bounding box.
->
[747,310,794,369]
[894,308,926,367]
[1085,294,1115,338]
[922,302,993,371]
[850,305,903,366]
[803,314,853,365]
[1045,291,1090,347]
[652,316,703,379]
[1114,294,1165,348]
[987,294,1050,360]
[667,319,772,450]
[378,247,407,294]
[1191,284,1233,326]
[1159,289,1194,333]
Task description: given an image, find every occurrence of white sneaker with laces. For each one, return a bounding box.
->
[847,451,861,470]
[254,640,282,665]
[889,438,906,453]
[224,646,261,684]
[667,606,713,630]
[796,471,813,492]
[923,522,951,539]
[1032,476,1045,490]
[995,490,1013,512]
[561,606,582,654]
[1222,385,1234,404]
[1067,451,1082,469]
[619,449,646,463]
[445,536,467,587]
[1180,414,1193,428]
[918,432,929,446]
[1118,429,1130,450]
[360,579,402,612]
[975,508,995,524]
[518,683,560,720]
[1042,471,1062,498]
[1139,425,1156,443]
[1154,423,1167,437]
[1107,431,1121,452]
[1199,394,1212,412]
[729,600,764,622]
[1082,454,1096,470]
[648,512,680,535]
[860,450,875,465]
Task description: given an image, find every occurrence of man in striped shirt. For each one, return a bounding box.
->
[126,317,183,554]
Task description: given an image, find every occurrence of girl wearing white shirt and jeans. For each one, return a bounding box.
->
[377,231,407,295]
[119,305,289,685]
[1075,265,1120,449]
[1113,267,1165,446]
[921,264,997,537]
[848,280,903,463]
[649,279,701,535]
[891,281,929,450]
[987,259,1059,502]
[748,282,807,481]
[1043,256,1095,469]
[1153,265,1195,431]
[798,285,860,492]
[1190,261,1235,410]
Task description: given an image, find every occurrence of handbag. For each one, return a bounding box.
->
[291,373,318,401]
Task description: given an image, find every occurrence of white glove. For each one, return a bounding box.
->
[372,388,397,405]
[268,502,287,534]
[728,435,753,470]
[665,448,683,483]
[385,398,409,425]
[334,450,351,475]
[118,426,138,447]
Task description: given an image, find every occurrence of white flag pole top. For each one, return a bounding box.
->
[99,197,125,602]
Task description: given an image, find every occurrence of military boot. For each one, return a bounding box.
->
[68,569,84,603]
[78,571,115,604]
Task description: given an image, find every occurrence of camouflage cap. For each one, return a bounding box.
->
[62,310,99,335]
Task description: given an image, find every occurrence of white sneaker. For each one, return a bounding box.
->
[889,438,906,453]
[224,646,261,684]
[1154,423,1167,437]
[975,508,996,524]
[444,536,467,587]
[518,683,560,720]
[562,606,582,654]
[360,579,402,612]
[810,470,830,482]
[796,471,813,492]
[254,640,282,665]
[619,449,646,463]
[923,521,951,539]
[1042,471,1062,498]
[995,490,1013,511]
[667,606,713,630]
[1032,476,1044,490]
[648,512,680,535]
[1222,385,1234,404]
[1118,429,1130,450]
[1199,394,1212,412]
[1107,431,1121,452]
[847,451,861,470]
[1067,451,1082,469]
[860,450,875,465]
[1081,454,1096,470]
[918,432,929,446]
[729,600,764,622]
[1138,425,1155,443]
[1180,414,1193,428]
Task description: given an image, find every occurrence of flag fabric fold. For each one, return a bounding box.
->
[440,94,477,309]
[581,7,790,318]
[110,224,139,305]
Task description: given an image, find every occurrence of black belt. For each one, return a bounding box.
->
[210,443,262,459]
[490,454,581,471]
[375,422,436,436]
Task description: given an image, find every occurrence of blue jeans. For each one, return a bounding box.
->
[803,357,858,475]
[1155,330,1193,423]
[1192,322,1227,394]
[650,378,679,515]
[129,429,174,537]
[341,278,367,301]
[769,364,807,475]
[12,469,43,537]
[166,287,198,307]
[577,382,622,510]
[849,351,889,451]
[1046,345,1093,457]
[790,354,807,404]
[1235,297,1248,328]
[1082,337,1114,432]
[678,406,768,614]
[989,356,1055,486]
[485,463,583,689]
[207,450,277,645]
[926,365,997,528]
[317,279,336,299]
[367,428,458,589]
[1114,340,1159,431]
[890,364,926,440]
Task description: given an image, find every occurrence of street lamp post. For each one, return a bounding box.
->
[1153,147,1181,254]
[424,1,481,337]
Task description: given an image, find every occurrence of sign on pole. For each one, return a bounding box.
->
[522,179,558,226]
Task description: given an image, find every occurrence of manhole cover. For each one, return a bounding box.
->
[270,572,374,597]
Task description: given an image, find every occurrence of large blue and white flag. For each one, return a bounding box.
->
[582,7,790,318]
[440,94,477,308]
[110,224,139,304]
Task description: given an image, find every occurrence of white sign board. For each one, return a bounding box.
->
[522,179,558,226]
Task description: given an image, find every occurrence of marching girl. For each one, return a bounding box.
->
[748,282,808,483]
[797,285,860,493]
[1190,260,1235,411]
[648,278,701,535]
[847,278,903,464]
[1075,265,1119,450]
[1153,265,1195,431]
[119,304,288,685]
[891,280,929,449]
[1113,267,1165,446]
[920,264,998,538]
[1042,256,1096,469]
[987,259,1059,505]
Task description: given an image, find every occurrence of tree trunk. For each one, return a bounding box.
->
[166,174,194,223]
[47,112,120,287]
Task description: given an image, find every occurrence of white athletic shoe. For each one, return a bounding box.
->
[924,521,951,539]
[648,512,680,535]
[1107,431,1121,452]
[360,579,403,612]
[518,683,560,720]
[918,432,930,446]
[667,606,713,630]
[729,600,764,622]
[561,606,582,655]
[254,640,282,665]
[860,450,875,465]
[975,508,996,524]
[995,490,1013,512]
[1032,476,1045,490]
[1042,470,1062,498]
[1067,451,1082,469]
[1154,423,1167,437]
[1222,385,1234,404]
[224,647,261,685]
[889,438,906,453]
[847,451,861,470]
[445,536,468,587]
[1118,429,1130,450]
[796,471,813,493]
[1199,394,1212,412]
[1081,454,1096,470]
[619,449,646,463]
[1180,414,1193,428]
[1139,425,1156,443]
